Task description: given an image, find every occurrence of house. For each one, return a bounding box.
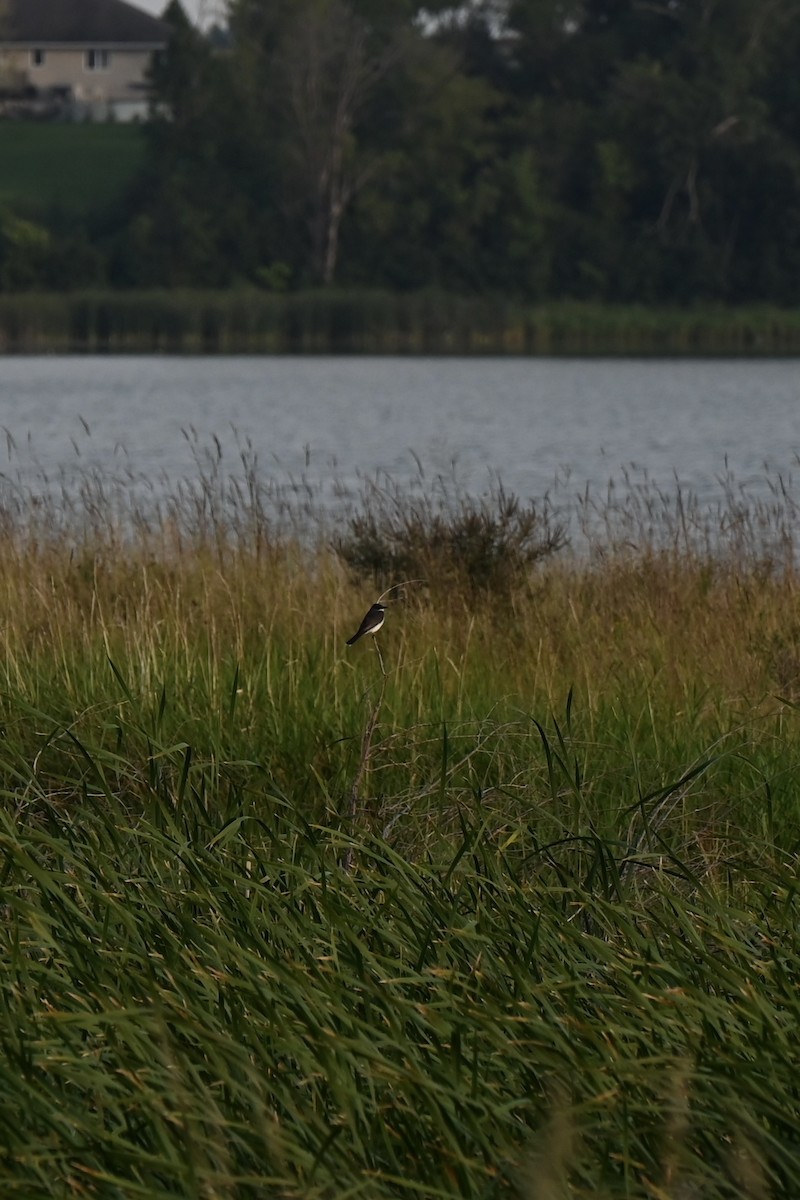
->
[0,0,170,121]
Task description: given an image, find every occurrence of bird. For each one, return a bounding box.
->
[346,602,386,645]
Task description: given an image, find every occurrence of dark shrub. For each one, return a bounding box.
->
[334,479,567,601]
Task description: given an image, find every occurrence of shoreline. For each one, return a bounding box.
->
[1,289,799,355]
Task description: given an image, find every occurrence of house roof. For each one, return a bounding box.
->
[2,0,170,45]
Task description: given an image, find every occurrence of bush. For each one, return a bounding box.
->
[334,478,568,600]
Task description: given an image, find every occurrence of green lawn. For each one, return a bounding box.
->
[0,121,146,218]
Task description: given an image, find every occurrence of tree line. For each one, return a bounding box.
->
[5,0,800,304]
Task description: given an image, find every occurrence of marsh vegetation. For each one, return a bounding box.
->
[0,454,799,1196]
[2,290,800,354]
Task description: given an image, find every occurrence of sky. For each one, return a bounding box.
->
[133,0,220,25]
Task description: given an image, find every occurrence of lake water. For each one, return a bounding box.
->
[1,355,798,531]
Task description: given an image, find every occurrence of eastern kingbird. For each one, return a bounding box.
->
[346,602,386,645]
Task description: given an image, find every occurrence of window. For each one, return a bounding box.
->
[85,49,110,70]
[30,48,46,68]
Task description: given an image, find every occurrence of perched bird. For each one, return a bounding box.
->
[346,602,386,645]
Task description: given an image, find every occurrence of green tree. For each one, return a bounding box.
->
[229,0,459,285]
[117,0,262,285]
[120,0,800,303]
[0,210,50,290]
[473,0,800,301]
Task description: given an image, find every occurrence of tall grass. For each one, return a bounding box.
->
[2,289,800,354]
[0,453,799,1196]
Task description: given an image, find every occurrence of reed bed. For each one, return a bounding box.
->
[0,453,799,1197]
[1,289,800,354]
